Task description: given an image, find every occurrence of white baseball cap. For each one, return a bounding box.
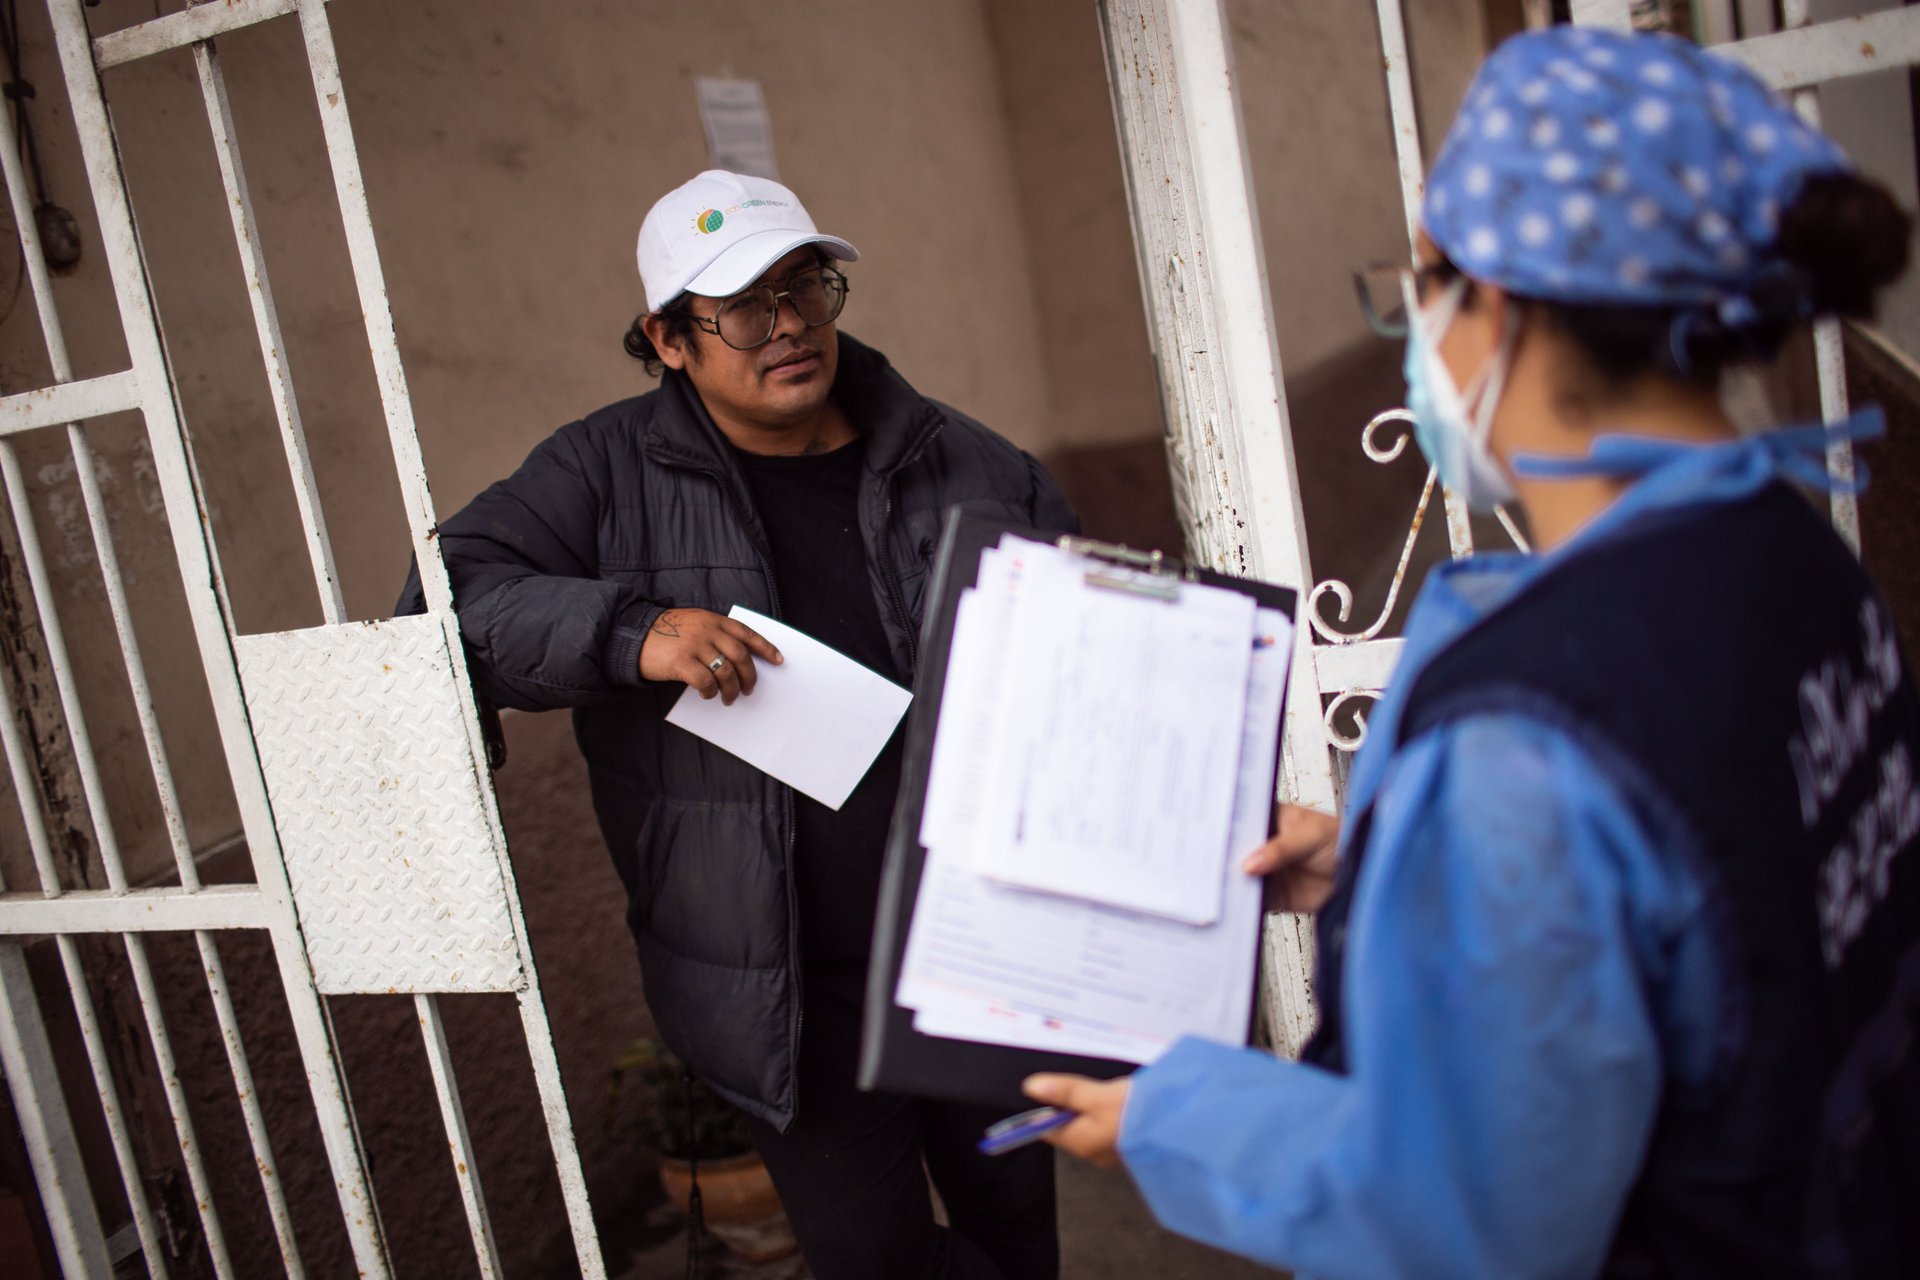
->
[636,170,859,313]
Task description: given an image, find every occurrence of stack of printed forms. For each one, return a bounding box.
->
[897,535,1292,1064]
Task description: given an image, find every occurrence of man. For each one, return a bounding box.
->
[404,169,1075,1279]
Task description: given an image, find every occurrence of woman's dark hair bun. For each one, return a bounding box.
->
[1775,170,1912,320]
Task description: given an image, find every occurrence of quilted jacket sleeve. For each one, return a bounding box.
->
[1024,448,1081,538]
[397,423,663,712]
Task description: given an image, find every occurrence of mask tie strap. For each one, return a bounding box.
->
[1511,406,1885,492]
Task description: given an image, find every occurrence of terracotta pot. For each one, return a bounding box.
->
[658,1151,798,1263]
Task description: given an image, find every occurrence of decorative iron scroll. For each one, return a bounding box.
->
[1306,408,1531,752]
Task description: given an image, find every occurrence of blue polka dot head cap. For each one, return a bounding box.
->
[1423,26,1850,319]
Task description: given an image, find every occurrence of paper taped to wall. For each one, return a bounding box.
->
[696,78,780,180]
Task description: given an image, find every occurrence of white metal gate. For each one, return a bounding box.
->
[0,2,603,1276]
[1098,0,1920,1055]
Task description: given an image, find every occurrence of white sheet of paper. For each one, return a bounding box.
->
[895,599,1294,1064]
[919,539,1044,853]
[695,78,780,180]
[912,997,1172,1064]
[971,561,1255,924]
[664,606,909,809]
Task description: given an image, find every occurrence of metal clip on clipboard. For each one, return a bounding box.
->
[1056,534,1198,603]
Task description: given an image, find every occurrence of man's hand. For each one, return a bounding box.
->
[1244,804,1342,914]
[639,608,783,705]
[1021,1073,1131,1167]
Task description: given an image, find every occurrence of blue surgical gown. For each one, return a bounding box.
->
[1117,435,1820,1278]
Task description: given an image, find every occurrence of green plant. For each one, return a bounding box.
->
[608,1036,754,1161]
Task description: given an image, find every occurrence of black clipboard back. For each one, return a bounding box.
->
[858,508,1298,1113]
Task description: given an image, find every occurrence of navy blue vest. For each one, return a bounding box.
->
[1302,483,1920,1278]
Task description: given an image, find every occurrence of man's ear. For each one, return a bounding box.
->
[640,312,693,371]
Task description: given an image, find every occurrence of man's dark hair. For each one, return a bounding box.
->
[624,301,699,378]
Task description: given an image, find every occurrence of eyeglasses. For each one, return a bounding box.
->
[689,264,850,351]
[1351,260,1448,339]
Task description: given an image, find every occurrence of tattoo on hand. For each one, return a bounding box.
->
[650,614,683,638]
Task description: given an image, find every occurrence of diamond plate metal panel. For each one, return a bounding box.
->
[236,615,524,994]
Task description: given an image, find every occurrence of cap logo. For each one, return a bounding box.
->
[687,197,789,237]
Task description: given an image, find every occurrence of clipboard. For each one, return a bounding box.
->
[859,507,1297,1111]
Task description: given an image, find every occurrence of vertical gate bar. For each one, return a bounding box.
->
[63,421,207,864]
[191,38,345,625]
[1699,0,1739,44]
[1812,318,1859,548]
[318,994,394,1254]
[1776,0,1860,550]
[292,0,451,614]
[1372,0,1476,558]
[1117,0,1222,550]
[0,943,112,1278]
[41,3,392,1271]
[0,777,109,1280]
[1375,0,1425,251]
[1571,0,1637,28]
[120,933,237,1280]
[0,665,170,1275]
[1098,0,1323,1057]
[0,651,65,901]
[196,931,306,1278]
[414,995,503,1280]
[53,935,174,1280]
[1438,470,1474,557]
[0,442,128,890]
[517,991,609,1280]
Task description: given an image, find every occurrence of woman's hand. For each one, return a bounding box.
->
[1022,1073,1131,1167]
[1244,804,1342,914]
[638,608,783,704]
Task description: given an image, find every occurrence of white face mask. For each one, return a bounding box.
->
[1403,278,1518,513]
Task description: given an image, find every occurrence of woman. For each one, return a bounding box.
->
[1025,26,1916,1280]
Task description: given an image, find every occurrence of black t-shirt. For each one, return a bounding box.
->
[731,439,907,976]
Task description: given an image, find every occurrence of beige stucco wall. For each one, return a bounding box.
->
[0,0,1055,884]
[983,0,1162,452]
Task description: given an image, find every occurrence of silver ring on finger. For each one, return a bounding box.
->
[708,656,727,673]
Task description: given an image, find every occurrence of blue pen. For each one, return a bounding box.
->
[978,1106,1075,1156]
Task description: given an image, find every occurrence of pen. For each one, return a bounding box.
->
[978,1106,1075,1156]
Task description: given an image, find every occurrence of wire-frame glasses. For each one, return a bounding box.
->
[1352,260,1449,339]
[693,264,850,350]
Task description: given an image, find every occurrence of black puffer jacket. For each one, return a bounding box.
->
[403,334,1077,1129]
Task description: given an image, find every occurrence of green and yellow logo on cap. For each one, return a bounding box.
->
[693,209,725,235]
